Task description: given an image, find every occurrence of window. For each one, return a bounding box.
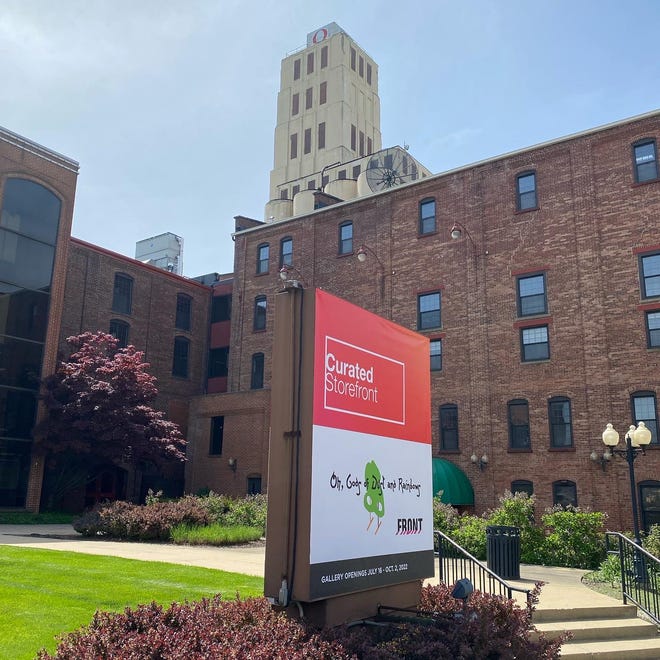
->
[508,399,530,449]
[367,137,372,155]
[646,311,660,348]
[292,184,300,196]
[350,47,356,70]
[352,165,361,179]
[290,133,298,159]
[175,294,192,330]
[553,480,577,507]
[640,482,660,532]
[307,52,314,74]
[548,397,573,447]
[320,45,328,68]
[292,93,299,116]
[631,391,658,444]
[318,122,325,149]
[419,198,436,235]
[211,294,231,322]
[511,480,534,496]
[338,170,346,180]
[366,62,372,84]
[640,252,660,298]
[359,131,365,157]
[208,347,229,378]
[307,180,315,190]
[256,243,269,274]
[304,128,311,155]
[439,404,458,450]
[319,81,327,104]
[517,274,547,316]
[253,296,267,331]
[305,87,313,110]
[280,237,293,267]
[516,171,537,211]
[293,58,301,80]
[172,336,190,378]
[338,221,353,255]
[247,475,262,495]
[359,55,364,77]
[430,339,442,371]
[633,139,658,183]
[351,124,356,151]
[322,175,329,187]
[251,352,264,389]
[209,416,224,455]
[280,189,288,200]
[521,325,549,361]
[109,319,129,348]
[418,292,441,330]
[112,273,133,314]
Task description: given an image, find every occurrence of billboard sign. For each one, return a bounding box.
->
[309,290,433,599]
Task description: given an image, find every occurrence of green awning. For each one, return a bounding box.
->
[432,458,474,505]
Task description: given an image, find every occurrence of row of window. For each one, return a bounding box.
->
[279,165,366,200]
[290,123,326,159]
[256,238,293,274]
[292,82,327,116]
[438,392,658,452]
[293,46,328,81]
[511,479,580,508]
[111,273,193,330]
[349,46,372,84]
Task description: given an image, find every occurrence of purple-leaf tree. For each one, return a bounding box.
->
[36,333,186,505]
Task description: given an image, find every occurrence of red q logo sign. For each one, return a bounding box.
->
[312,28,328,44]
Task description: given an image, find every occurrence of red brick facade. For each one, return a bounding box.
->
[215,111,660,533]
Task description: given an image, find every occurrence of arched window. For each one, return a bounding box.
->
[251,352,264,389]
[112,273,133,314]
[175,293,192,330]
[253,296,267,331]
[548,396,572,447]
[511,480,534,497]
[552,480,577,507]
[109,319,129,348]
[508,399,530,449]
[172,336,190,378]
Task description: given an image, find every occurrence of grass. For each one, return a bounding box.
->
[0,545,264,660]
[0,511,74,524]
[170,522,263,546]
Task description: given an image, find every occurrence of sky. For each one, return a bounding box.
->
[1,1,659,278]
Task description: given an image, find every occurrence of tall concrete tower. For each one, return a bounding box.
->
[268,23,382,206]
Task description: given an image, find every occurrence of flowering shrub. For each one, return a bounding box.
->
[200,492,268,533]
[38,596,349,659]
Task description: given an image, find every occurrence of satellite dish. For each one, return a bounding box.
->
[365,148,415,192]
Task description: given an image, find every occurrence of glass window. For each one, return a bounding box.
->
[318,122,325,149]
[640,252,660,298]
[254,296,267,331]
[307,52,314,74]
[351,125,356,151]
[175,294,191,330]
[1,178,61,245]
[353,165,361,179]
[359,55,364,77]
[419,198,436,235]
[292,93,299,116]
[209,416,224,455]
[320,45,328,68]
[307,180,316,190]
[109,319,129,348]
[112,273,133,315]
[211,294,231,322]
[338,170,347,180]
[367,137,372,155]
[256,243,269,275]
[521,325,549,361]
[631,391,658,444]
[280,237,293,267]
[251,352,264,389]
[280,189,288,200]
[430,339,442,371]
[516,172,537,211]
[247,475,262,495]
[633,139,658,183]
[293,58,301,80]
[350,47,356,70]
[290,133,297,159]
[418,292,441,330]
[304,128,311,155]
[172,336,190,378]
[338,221,353,255]
[508,399,530,449]
[0,229,55,291]
[553,480,577,507]
[292,184,300,197]
[439,404,458,450]
[517,274,547,316]
[646,311,660,348]
[0,388,37,439]
[640,482,660,533]
[366,62,372,84]
[208,347,229,378]
[0,335,43,390]
[511,480,534,496]
[305,87,313,110]
[319,81,327,104]
[359,131,365,157]
[548,397,573,447]
[0,285,49,342]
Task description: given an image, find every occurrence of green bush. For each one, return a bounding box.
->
[451,514,488,560]
[539,506,606,569]
[643,524,660,559]
[198,492,268,534]
[592,554,622,586]
[170,523,263,546]
[432,497,459,534]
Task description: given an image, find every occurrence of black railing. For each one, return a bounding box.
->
[605,531,659,626]
[434,530,532,606]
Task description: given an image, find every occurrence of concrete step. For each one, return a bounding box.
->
[534,616,658,642]
[557,637,660,659]
[533,603,637,623]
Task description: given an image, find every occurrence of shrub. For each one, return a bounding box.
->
[644,524,660,559]
[592,553,622,586]
[198,492,268,534]
[170,523,263,546]
[539,506,606,569]
[451,514,488,560]
[38,596,349,659]
[73,497,210,541]
[326,583,566,659]
[432,497,459,534]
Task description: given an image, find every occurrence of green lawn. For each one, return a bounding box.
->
[0,546,264,660]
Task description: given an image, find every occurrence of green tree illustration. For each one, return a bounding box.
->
[363,460,385,534]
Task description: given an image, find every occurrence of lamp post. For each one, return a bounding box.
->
[356,244,393,301]
[601,422,652,545]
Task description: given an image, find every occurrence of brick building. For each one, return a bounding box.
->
[191,110,660,534]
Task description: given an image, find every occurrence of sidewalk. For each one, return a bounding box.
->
[0,524,622,610]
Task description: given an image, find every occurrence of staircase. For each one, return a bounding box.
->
[533,602,660,659]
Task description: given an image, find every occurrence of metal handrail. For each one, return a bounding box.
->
[605,531,659,626]
[434,530,532,607]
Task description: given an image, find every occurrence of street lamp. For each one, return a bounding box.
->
[356,244,394,299]
[600,422,652,545]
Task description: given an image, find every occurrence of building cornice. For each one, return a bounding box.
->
[0,125,79,173]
